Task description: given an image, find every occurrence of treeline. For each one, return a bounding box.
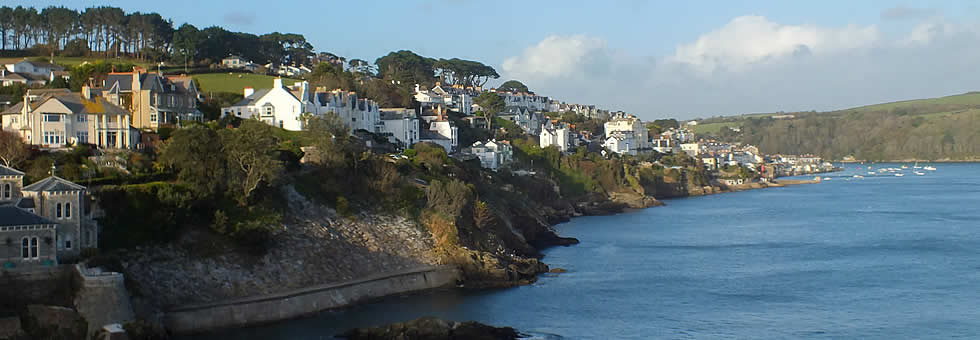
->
[737,108,980,161]
[374,50,500,88]
[0,5,313,66]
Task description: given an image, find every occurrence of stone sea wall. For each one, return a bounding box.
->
[164,266,459,334]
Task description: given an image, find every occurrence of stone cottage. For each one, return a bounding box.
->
[0,164,97,267]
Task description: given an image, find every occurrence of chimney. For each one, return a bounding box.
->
[273,77,284,89]
[244,87,254,98]
[82,86,92,100]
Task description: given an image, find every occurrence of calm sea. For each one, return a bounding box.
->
[190,163,980,339]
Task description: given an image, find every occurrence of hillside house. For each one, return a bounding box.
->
[4,59,65,78]
[0,165,98,268]
[540,121,570,152]
[0,88,139,149]
[309,89,381,133]
[101,68,202,130]
[379,108,420,149]
[604,117,649,150]
[467,140,513,170]
[222,78,309,131]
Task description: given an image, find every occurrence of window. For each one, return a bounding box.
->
[84,230,91,246]
[107,131,117,147]
[9,116,16,124]
[76,115,87,122]
[43,114,60,122]
[149,113,157,122]
[56,203,62,218]
[65,202,71,218]
[2,183,9,198]
[31,237,38,258]
[65,240,71,249]
[21,238,28,258]
[75,131,88,144]
[264,106,274,116]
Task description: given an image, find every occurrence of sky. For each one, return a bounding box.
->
[11,0,980,120]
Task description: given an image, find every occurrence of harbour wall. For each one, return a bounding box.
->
[163,266,459,334]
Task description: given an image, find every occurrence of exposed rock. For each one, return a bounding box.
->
[20,305,87,340]
[548,267,567,273]
[338,316,520,340]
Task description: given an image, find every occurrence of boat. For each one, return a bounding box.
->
[913,161,921,169]
[914,171,925,175]
[902,165,909,169]
[868,171,876,175]
[853,175,864,178]
[895,173,904,177]
[924,166,937,171]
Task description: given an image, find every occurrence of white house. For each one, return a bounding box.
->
[496,90,550,112]
[0,69,46,87]
[604,117,649,150]
[468,140,513,170]
[5,59,65,78]
[680,143,701,157]
[222,78,309,131]
[652,137,680,154]
[603,131,637,155]
[310,89,381,133]
[498,107,544,135]
[0,88,139,149]
[539,122,570,152]
[379,108,420,149]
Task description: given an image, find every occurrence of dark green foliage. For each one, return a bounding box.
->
[497,80,529,93]
[96,182,198,249]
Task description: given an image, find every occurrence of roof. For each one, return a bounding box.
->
[420,129,450,140]
[22,176,86,192]
[1,101,22,114]
[18,59,65,70]
[230,89,271,107]
[31,92,130,116]
[0,205,56,227]
[16,198,34,209]
[0,165,25,177]
[0,72,27,81]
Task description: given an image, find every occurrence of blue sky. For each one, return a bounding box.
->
[11,0,980,119]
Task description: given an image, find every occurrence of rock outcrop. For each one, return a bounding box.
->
[338,316,521,340]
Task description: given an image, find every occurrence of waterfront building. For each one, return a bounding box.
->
[604,117,650,150]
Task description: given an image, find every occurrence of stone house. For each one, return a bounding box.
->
[0,165,94,269]
[101,68,202,131]
[0,206,59,270]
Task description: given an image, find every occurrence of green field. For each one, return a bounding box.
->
[692,121,739,134]
[193,73,301,94]
[841,92,980,115]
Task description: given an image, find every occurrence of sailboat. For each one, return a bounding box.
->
[913,160,921,169]
[924,165,937,171]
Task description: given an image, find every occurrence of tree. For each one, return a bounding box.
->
[497,80,529,93]
[475,92,505,132]
[306,113,356,168]
[158,125,225,198]
[0,6,13,50]
[375,50,436,86]
[0,130,31,168]
[219,120,283,206]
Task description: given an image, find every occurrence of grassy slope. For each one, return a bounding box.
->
[692,121,738,134]
[194,73,301,94]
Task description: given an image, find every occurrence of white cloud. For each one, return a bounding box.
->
[499,15,980,120]
[501,35,609,79]
[668,16,879,73]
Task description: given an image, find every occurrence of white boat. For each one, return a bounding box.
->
[853,175,864,178]
[902,165,909,169]
[895,173,904,177]
[924,166,937,171]
[823,177,832,181]
[868,171,876,175]
[913,161,921,169]
[914,171,925,175]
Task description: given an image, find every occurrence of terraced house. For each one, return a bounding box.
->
[101,67,202,130]
[0,88,139,149]
[0,165,97,269]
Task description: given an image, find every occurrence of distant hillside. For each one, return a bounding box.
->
[704,92,980,161]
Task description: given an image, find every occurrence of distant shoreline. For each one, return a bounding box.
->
[838,160,980,163]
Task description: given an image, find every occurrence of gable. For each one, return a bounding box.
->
[33,98,73,114]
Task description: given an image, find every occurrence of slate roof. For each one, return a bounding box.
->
[22,176,86,192]
[0,165,25,177]
[420,129,450,140]
[230,89,272,107]
[16,198,34,209]
[0,206,56,227]
[18,60,65,70]
[1,102,23,114]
